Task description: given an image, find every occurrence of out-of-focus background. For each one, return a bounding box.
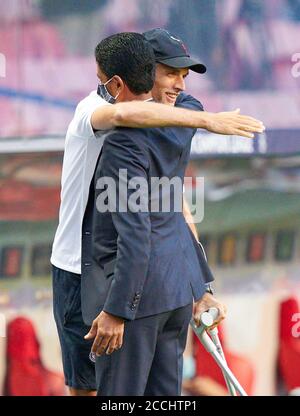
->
[0,0,300,396]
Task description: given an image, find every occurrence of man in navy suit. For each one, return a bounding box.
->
[82,31,228,396]
[52,26,264,396]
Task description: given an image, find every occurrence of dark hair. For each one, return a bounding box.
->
[95,32,155,95]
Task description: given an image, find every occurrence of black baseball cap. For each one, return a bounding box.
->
[143,28,206,74]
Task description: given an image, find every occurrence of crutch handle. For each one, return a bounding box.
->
[200,307,219,327]
[190,307,220,336]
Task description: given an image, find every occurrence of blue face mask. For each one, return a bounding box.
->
[97,77,120,104]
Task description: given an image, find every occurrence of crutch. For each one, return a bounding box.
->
[190,307,248,396]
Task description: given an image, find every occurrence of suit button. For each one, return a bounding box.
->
[84,231,91,235]
[84,262,91,266]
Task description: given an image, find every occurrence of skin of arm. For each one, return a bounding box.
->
[91,100,264,138]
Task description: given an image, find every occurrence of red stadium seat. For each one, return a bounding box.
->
[3,317,66,396]
[278,297,300,392]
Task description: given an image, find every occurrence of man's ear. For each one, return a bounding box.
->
[113,75,125,95]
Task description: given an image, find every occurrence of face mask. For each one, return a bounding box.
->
[97,76,120,104]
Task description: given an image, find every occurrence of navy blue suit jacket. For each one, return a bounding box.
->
[81,93,214,324]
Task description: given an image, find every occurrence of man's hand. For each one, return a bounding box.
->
[193,292,227,329]
[84,311,124,356]
[204,108,265,139]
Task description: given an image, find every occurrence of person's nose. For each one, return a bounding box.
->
[174,75,185,92]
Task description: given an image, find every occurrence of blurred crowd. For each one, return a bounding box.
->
[1,0,300,92]
[38,0,300,90]
[167,0,300,90]
[1,0,299,136]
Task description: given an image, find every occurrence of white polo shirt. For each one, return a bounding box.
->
[51,90,109,274]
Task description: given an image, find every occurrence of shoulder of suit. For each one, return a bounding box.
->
[176,92,204,111]
[103,127,149,151]
[107,126,150,142]
[102,128,150,170]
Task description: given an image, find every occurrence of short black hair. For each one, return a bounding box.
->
[95,32,155,95]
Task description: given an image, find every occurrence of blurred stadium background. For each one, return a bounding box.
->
[0,0,300,396]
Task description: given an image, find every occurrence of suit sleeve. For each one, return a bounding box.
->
[94,131,151,321]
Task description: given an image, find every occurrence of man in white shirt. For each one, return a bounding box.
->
[51,30,264,396]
